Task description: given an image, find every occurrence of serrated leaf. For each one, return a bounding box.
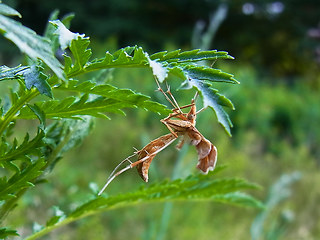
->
[212,192,265,209]
[0,130,45,164]
[61,117,94,154]
[0,158,46,201]
[21,65,52,98]
[148,58,168,83]
[0,65,28,81]
[84,46,149,74]
[50,20,85,51]
[70,172,263,218]
[0,161,20,173]
[17,92,168,120]
[64,36,92,76]
[0,3,21,18]
[150,49,234,63]
[25,168,263,239]
[44,10,75,53]
[27,103,46,128]
[0,13,65,80]
[0,227,19,238]
[55,80,169,115]
[181,78,234,136]
[1,64,53,98]
[182,65,239,84]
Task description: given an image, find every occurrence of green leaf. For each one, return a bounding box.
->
[182,64,239,84]
[27,104,46,128]
[0,65,52,97]
[0,65,28,81]
[0,3,21,17]
[46,206,66,227]
[64,36,92,76]
[22,65,52,98]
[181,79,234,136]
[55,80,169,115]
[0,158,46,201]
[0,12,64,80]
[44,11,75,53]
[51,36,238,135]
[0,130,45,164]
[25,170,262,239]
[212,192,265,209]
[150,49,234,63]
[50,20,85,50]
[148,58,168,83]
[17,92,168,120]
[0,227,19,238]
[80,46,149,75]
[42,118,95,170]
[71,172,262,218]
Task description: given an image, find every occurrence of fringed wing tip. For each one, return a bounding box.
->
[196,144,218,174]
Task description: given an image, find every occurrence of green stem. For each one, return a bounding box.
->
[23,200,151,240]
[0,89,39,136]
[23,198,190,240]
[156,145,189,240]
[24,214,82,240]
[0,189,27,223]
[41,123,74,171]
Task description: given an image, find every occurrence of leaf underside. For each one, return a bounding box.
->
[0,14,64,80]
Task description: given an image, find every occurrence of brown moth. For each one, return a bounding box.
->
[98,84,217,195]
[136,98,217,182]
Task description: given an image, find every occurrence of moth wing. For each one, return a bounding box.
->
[195,138,212,159]
[196,143,217,174]
[136,133,176,182]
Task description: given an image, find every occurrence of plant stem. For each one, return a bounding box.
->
[156,144,189,240]
[0,189,27,223]
[0,89,39,136]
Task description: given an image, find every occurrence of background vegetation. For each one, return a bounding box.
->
[1,0,320,239]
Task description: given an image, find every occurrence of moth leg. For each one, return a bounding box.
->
[160,120,179,138]
[175,138,185,150]
[196,106,208,115]
[154,76,178,110]
[165,82,182,114]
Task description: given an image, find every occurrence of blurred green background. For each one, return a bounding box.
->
[1,0,320,239]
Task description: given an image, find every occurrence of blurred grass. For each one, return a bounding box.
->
[3,48,320,239]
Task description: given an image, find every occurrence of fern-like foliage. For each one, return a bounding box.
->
[25,168,264,240]
[0,158,45,201]
[54,19,238,134]
[0,4,257,240]
[0,130,44,165]
[0,6,64,80]
[0,65,52,97]
[16,81,169,120]
[0,227,19,239]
